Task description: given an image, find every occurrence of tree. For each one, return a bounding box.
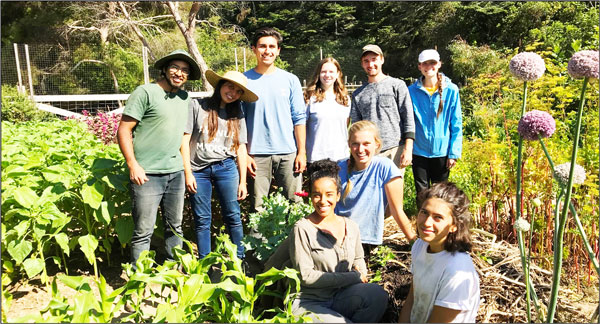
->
[165,1,212,91]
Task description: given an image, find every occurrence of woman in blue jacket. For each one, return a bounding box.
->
[408,49,462,197]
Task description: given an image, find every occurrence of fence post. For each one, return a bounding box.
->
[13,44,25,94]
[142,45,150,84]
[24,44,34,97]
[320,47,323,60]
[235,48,239,71]
[243,48,247,71]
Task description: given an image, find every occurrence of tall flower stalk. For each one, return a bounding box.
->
[547,49,598,321]
[510,51,546,322]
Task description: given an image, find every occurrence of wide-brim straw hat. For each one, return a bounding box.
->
[154,49,201,80]
[205,70,259,102]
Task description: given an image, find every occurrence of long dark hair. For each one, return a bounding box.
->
[204,80,243,152]
[304,57,349,106]
[308,159,342,194]
[417,181,472,253]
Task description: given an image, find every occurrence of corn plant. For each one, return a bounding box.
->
[23,233,310,323]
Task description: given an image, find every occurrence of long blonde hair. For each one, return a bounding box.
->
[342,121,382,201]
[304,57,349,106]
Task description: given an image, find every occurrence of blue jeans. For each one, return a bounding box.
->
[130,171,185,264]
[190,158,244,259]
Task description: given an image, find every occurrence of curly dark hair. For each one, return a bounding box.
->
[307,159,341,194]
[251,27,283,48]
[417,181,472,253]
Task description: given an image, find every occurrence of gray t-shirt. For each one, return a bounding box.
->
[350,76,415,151]
[185,97,247,171]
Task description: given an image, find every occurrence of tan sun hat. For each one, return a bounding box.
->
[205,70,258,102]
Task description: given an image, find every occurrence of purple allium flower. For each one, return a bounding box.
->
[554,162,586,186]
[509,52,546,81]
[517,110,556,140]
[567,50,599,79]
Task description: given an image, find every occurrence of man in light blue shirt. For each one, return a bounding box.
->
[242,27,307,211]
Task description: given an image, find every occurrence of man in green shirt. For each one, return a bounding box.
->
[117,50,201,265]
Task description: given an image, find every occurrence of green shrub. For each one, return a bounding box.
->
[1,85,53,122]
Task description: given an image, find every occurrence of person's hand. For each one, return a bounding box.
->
[446,158,457,170]
[238,182,248,200]
[294,152,306,173]
[185,173,197,193]
[399,147,412,168]
[247,155,257,178]
[355,266,368,283]
[129,162,149,185]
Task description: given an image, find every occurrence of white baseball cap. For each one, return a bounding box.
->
[418,49,440,63]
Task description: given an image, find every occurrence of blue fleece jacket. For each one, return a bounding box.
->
[408,75,462,159]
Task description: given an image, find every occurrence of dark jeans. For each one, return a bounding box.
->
[189,158,244,259]
[130,171,185,264]
[292,283,389,323]
[412,155,450,196]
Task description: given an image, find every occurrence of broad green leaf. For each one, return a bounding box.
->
[55,233,70,256]
[94,201,111,226]
[57,274,92,291]
[7,240,32,265]
[23,258,44,279]
[104,174,128,191]
[91,158,118,172]
[50,256,62,269]
[13,187,38,209]
[81,180,104,210]
[78,235,98,266]
[115,216,134,245]
[42,165,73,188]
[14,220,30,238]
[71,291,97,323]
[4,165,30,177]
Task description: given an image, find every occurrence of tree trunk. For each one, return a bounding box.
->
[165,1,212,92]
[117,1,157,61]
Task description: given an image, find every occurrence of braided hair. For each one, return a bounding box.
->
[436,72,444,119]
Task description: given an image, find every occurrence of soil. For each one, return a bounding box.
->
[4,217,599,323]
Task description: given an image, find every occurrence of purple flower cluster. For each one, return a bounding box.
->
[517,110,556,140]
[81,110,122,145]
[567,50,599,79]
[554,162,587,186]
[509,52,546,81]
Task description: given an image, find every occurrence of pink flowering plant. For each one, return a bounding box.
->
[509,52,546,81]
[517,110,556,141]
[508,51,547,322]
[545,49,600,323]
[77,110,122,145]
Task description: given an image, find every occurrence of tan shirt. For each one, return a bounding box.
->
[290,217,368,301]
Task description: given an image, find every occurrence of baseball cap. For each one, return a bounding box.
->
[361,44,383,57]
[418,49,440,63]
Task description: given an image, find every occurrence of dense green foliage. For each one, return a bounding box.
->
[1,120,130,283]
[1,85,53,122]
[243,190,313,261]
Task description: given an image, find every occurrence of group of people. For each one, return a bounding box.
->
[117,26,479,323]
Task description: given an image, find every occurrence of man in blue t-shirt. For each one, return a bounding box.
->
[242,27,307,211]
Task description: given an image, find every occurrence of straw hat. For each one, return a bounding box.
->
[205,70,258,102]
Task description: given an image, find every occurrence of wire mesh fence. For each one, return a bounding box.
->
[2,42,414,115]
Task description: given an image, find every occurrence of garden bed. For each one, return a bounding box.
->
[4,216,598,323]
